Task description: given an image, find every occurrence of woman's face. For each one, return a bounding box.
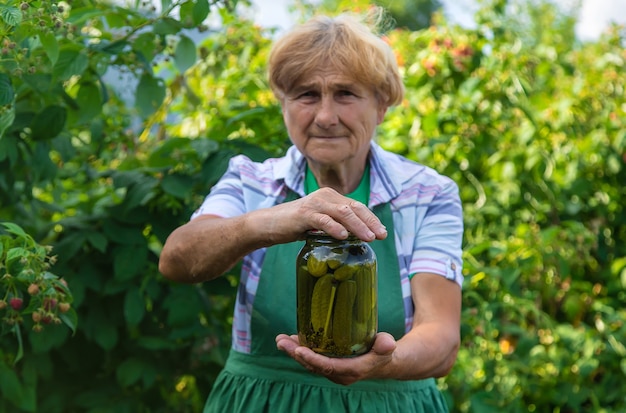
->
[280,69,387,169]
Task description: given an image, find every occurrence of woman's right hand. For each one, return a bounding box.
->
[267,187,387,244]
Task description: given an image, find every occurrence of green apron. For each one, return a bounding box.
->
[204,192,448,412]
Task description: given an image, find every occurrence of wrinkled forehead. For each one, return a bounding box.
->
[292,61,368,90]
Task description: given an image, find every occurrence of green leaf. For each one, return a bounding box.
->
[97,39,129,54]
[13,324,24,364]
[58,308,78,335]
[165,285,201,326]
[30,106,67,141]
[113,244,148,281]
[135,336,176,350]
[161,0,173,11]
[421,113,438,134]
[123,177,158,211]
[65,7,106,25]
[52,231,87,264]
[174,35,197,73]
[28,324,69,353]
[0,73,14,105]
[161,173,194,199]
[86,231,108,253]
[22,74,53,93]
[153,16,182,35]
[94,321,118,351]
[1,221,28,237]
[116,358,144,387]
[6,247,29,271]
[190,138,220,159]
[32,141,58,180]
[0,363,23,407]
[123,287,145,326]
[0,6,21,26]
[193,0,210,25]
[75,82,103,122]
[0,104,15,139]
[132,32,158,62]
[147,137,191,167]
[39,30,59,65]
[53,48,89,81]
[111,170,146,189]
[179,1,196,27]
[135,74,166,118]
[15,360,36,411]
[469,391,502,413]
[102,221,145,245]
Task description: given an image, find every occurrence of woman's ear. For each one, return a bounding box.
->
[377,106,388,125]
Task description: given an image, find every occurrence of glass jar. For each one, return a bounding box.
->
[296,230,377,357]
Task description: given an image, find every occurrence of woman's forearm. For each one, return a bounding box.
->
[379,273,462,380]
[381,323,460,380]
[158,212,272,284]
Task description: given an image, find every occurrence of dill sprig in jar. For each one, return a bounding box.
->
[296,230,377,357]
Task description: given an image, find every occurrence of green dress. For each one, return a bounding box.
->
[204,186,449,412]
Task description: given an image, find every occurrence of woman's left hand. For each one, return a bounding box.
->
[275,332,397,386]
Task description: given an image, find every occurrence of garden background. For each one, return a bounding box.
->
[0,0,624,411]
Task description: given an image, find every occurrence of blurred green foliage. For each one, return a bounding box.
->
[0,0,624,411]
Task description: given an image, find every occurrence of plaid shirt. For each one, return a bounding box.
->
[192,142,464,353]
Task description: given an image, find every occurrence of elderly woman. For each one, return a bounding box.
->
[159,8,464,413]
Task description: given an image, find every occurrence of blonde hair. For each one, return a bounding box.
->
[268,8,404,107]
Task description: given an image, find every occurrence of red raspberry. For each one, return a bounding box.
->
[10,297,23,310]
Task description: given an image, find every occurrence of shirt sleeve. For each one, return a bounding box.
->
[190,155,247,220]
[408,179,464,288]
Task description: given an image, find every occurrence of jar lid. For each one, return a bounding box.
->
[305,230,358,241]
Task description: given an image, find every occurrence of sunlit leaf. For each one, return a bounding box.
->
[53,48,89,81]
[39,30,59,65]
[0,5,21,26]
[153,16,182,35]
[135,74,166,118]
[174,35,197,73]
[132,32,158,62]
[193,0,210,25]
[76,82,103,122]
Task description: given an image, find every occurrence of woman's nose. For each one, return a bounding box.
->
[314,97,338,129]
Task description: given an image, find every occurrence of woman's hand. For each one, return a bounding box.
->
[275,332,397,386]
[268,187,388,244]
[277,274,462,384]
